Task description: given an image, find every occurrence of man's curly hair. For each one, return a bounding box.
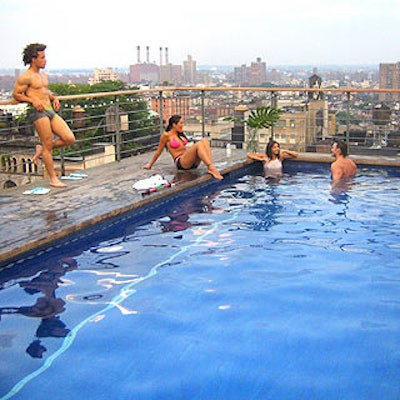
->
[22,43,46,66]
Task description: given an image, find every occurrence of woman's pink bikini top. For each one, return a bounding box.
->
[170,137,188,149]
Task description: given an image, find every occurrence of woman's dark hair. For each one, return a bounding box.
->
[22,43,46,66]
[166,115,181,131]
[265,140,280,159]
[166,114,188,141]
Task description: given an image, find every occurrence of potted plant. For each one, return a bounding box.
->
[226,106,283,152]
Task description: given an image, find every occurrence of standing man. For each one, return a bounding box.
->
[13,43,75,188]
[331,140,357,181]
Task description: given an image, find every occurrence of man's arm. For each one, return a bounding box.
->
[331,162,344,180]
[13,75,33,104]
[13,74,47,111]
[48,90,60,111]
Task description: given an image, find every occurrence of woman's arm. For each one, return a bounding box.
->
[247,153,268,162]
[280,149,298,160]
[141,133,169,169]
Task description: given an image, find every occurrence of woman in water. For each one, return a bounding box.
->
[141,115,223,179]
[247,140,298,178]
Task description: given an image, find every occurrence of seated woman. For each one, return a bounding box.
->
[247,140,298,178]
[141,115,223,180]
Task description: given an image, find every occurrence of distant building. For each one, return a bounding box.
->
[129,63,159,84]
[88,68,118,85]
[379,62,400,101]
[183,55,197,85]
[266,68,281,83]
[129,45,160,84]
[159,64,183,85]
[234,64,249,86]
[150,95,191,124]
[232,57,267,86]
[255,102,335,153]
[249,57,267,86]
[129,45,187,85]
[308,73,324,100]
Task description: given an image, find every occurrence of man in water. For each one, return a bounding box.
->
[13,43,75,188]
[331,140,357,181]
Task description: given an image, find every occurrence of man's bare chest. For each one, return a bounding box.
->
[29,73,48,90]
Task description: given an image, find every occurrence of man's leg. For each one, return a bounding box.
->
[33,116,76,162]
[33,117,67,188]
[32,144,43,166]
[50,116,75,149]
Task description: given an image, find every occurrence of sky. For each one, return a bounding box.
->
[1,0,399,70]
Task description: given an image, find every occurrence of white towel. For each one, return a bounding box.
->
[132,174,169,190]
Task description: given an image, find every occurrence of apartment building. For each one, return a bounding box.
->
[183,55,197,85]
[379,62,400,101]
[88,68,118,85]
[233,58,267,86]
[249,57,267,86]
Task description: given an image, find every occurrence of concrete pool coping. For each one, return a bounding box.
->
[1,149,399,266]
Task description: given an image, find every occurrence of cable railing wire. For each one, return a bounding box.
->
[1,87,400,188]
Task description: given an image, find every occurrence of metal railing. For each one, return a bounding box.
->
[1,87,400,188]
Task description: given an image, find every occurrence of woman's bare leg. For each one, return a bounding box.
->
[195,138,223,179]
[180,138,223,179]
[207,164,223,180]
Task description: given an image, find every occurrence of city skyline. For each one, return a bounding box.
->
[1,0,399,70]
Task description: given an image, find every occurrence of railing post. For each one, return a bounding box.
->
[115,102,121,162]
[59,148,66,176]
[58,103,66,176]
[271,91,277,140]
[201,90,205,138]
[159,91,164,135]
[346,91,351,153]
[305,94,309,150]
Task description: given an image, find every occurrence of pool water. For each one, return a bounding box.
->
[1,162,399,400]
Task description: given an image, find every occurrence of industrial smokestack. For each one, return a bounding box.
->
[137,46,140,64]
[159,47,163,66]
[165,47,169,65]
[146,46,150,63]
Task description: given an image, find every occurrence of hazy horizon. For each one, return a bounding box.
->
[1,0,399,70]
[0,63,381,76]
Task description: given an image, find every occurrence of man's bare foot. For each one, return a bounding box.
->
[208,165,224,180]
[32,145,43,166]
[50,179,67,188]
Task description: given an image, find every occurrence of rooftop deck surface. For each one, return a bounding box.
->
[0,149,399,266]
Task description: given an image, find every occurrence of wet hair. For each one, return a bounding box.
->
[265,140,280,159]
[22,43,46,66]
[166,114,188,141]
[334,140,348,157]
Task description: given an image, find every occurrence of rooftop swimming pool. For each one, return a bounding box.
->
[0,162,399,400]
